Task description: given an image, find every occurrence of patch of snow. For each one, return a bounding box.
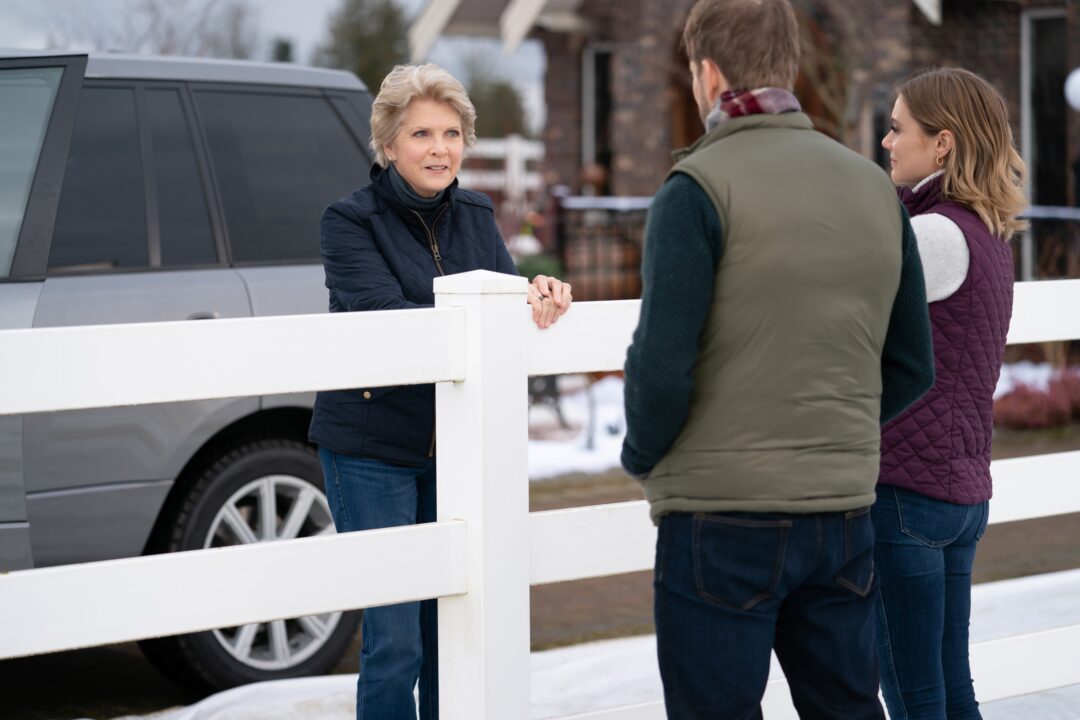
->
[529,376,626,481]
[995,361,1057,398]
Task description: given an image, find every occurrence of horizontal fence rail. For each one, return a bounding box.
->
[526,299,640,377]
[559,196,653,212]
[1,522,468,658]
[1007,279,1080,344]
[529,446,1080,587]
[0,308,467,415]
[530,501,656,585]
[2,273,1080,718]
[1023,205,1080,221]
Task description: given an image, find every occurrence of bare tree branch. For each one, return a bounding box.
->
[45,0,260,59]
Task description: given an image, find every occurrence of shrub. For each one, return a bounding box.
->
[1050,371,1080,419]
[993,382,1072,429]
[516,253,563,282]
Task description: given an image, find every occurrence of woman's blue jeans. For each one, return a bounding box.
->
[319,448,438,720]
[872,485,989,720]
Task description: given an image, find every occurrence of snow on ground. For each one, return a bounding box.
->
[101,568,1080,719]
[994,361,1060,398]
[528,375,626,481]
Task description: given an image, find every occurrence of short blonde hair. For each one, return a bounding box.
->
[682,0,800,90]
[369,63,477,167]
[898,68,1028,239]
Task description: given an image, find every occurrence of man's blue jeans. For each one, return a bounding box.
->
[873,485,989,720]
[319,448,438,720]
[653,510,885,720]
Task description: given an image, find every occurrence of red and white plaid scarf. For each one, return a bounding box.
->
[705,87,801,131]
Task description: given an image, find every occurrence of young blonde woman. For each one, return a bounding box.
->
[309,63,571,720]
[877,68,1027,720]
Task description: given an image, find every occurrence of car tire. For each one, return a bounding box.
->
[138,439,360,693]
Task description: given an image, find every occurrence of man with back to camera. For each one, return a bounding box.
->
[620,0,936,717]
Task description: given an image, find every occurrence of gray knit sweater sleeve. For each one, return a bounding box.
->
[910,212,970,302]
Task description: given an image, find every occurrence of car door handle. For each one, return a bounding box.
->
[186,311,221,320]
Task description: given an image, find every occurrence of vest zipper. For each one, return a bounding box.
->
[412,204,449,458]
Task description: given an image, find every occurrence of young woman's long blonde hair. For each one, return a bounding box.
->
[897,68,1028,239]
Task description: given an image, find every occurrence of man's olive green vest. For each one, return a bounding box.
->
[643,112,903,520]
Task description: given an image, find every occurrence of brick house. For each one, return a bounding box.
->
[413,0,1079,205]
[412,0,1080,295]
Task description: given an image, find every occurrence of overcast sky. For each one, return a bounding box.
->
[0,0,546,131]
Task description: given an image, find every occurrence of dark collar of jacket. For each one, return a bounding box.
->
[368,163,456,226]
[671,111,815,164]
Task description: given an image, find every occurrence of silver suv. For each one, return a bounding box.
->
[0,51,372,691]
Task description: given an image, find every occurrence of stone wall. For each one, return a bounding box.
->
[606,0,696,195]
[538,28,586,196]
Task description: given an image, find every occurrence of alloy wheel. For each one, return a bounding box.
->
[203,474,342,671]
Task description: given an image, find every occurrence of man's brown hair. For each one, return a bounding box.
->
[682,0,800,90]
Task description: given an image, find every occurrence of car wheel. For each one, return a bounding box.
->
[138,439,360,692]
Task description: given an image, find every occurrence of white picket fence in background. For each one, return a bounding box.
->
[459,134,543,218]
[2,271,1080,719]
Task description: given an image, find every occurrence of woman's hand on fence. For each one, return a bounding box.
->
[528,275,573,329]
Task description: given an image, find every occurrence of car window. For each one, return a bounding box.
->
[0,67,63,277]
[327,91,373,145]
[194,90,370,264]
[50,86,147,272]
[145,88,217,267]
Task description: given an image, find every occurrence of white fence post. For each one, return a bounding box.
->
[505,133,526,217]
[434,269,531,719]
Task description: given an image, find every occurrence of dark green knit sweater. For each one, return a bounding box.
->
[620,173,934,479]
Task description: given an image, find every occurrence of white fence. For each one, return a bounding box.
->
[2,272,1080,718]
[459,134,543,219]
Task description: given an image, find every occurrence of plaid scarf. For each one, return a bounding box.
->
[705,87,801,132]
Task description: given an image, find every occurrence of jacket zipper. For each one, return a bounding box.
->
[412,206,448,278]
[413,204,449,458]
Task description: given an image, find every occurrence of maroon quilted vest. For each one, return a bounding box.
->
[878,175,1014,504]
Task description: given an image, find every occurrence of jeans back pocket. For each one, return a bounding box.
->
[692,513,791,610]
[895,487,967,548]
[835,506,875,597]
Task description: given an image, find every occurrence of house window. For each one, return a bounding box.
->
[581,44,613,194]
[1022,9,1068,206]
[1021,8,1070,280]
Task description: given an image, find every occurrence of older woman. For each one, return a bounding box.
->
[876,67,1026,720]
[308,64,571,720]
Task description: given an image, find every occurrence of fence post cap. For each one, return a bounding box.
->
[434,270,528,295]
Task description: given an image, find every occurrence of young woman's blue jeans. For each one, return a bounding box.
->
[872,485,989,720]
[319,448,438,720]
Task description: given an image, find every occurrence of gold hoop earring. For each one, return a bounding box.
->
[936,155,945,167]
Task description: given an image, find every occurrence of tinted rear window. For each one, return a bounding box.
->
[50,86,147,272]
[0,67,62,277]
[195,90,370,264]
